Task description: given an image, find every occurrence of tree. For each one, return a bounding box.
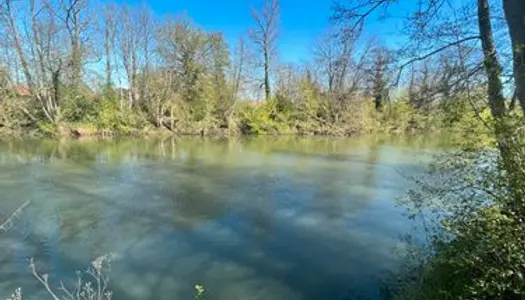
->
[503,0,525,112]
[0,0,70,123]
[313,30,352,123]
[314,29,352,94]
[157,17,207,105]
[116,6,138,108]
[249,0,280,101]
[55,0,91,90]
[333,0,515,118]
[369,47,391,111]
[230,37,249,102]
[477,0,507,118]
[102,4,116,88]
[208,32,231,124]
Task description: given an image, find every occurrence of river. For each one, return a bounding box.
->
[0,136,440,300]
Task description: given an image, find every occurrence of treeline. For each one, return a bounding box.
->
[0,0,494,137]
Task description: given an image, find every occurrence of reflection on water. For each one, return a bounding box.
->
[0,136,437,300]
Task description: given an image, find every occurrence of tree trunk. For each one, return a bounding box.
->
[105,27,112,88]
[477,0,507,118]
[479,0,525,213]
[264,49,271,101]
[6,0,33,89]
[503,0,525,112]
[170,106,174,131]
[71,41,82,89]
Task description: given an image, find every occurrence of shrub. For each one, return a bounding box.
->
[389,119,525,300]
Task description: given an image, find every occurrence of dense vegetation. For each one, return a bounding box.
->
[0,0,494,138]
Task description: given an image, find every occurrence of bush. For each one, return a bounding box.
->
[389,119,525,300]
[237,99,293,135]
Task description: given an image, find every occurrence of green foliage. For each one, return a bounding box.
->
[238,100,288,135]
[194,284,205,300]
[96,100,147,134]
[37,121,58,136]
[389,119,525,300]
[392,207,525,300]
[62,94,99,123]
[0,77,500,139]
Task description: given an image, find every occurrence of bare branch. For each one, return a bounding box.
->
[0,201,30,232]
[394,36,481,86]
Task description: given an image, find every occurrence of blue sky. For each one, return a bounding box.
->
[108,0,412,63]
[112,0,332,62]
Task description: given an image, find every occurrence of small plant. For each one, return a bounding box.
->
[29,253,116,300]
[194,284,205,299]
[6,288,23,300]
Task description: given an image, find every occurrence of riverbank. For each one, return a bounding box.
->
[1,101,479,140]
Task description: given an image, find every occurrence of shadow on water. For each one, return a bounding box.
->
[0,137,436,300]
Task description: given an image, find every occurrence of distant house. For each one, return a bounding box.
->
[246,100,264,107]
[12,85,31,97]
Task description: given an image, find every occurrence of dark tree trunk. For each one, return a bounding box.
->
[477,0,507,118]
[105,27,112,88]
[503,0,525,112]
[479,0,525,213]
[264,49,271,101]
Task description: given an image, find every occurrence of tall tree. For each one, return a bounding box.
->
[314,30,352,94]
[230,37,249,102]
[503,0,525,112]
[157,17,208,106]
[102,4,116,88]
[249,0,280,101]
[370,47,391,111]
[56,0,91,90]
[116,6,138,108]
[334,0,525,214]
[333,0,509,117]
[477,0,506,118]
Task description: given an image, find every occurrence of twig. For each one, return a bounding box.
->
[394,36,481,86]
[30,258,61,300]
[0,201,30,232]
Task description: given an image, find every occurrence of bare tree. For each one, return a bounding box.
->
[314,30,372,123]
[55,0,91,90]
[231,37,249,102]
[116,6,138,108]
[314,29,353,94]
[0,0,34,89]
[102,4,116,88]
[135,6,155,105]
[333,0,509,117]
[0,0,69,123]
[249,0,280,101]
[275,62,301,103]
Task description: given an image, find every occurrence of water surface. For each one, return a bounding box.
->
[0,137,437,300]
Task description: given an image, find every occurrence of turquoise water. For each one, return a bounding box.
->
[0,137,436,300]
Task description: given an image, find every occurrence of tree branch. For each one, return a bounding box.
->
[394,35,481,86]
[0,201,30,232]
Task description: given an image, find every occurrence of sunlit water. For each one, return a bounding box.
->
[0,136,440,300]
